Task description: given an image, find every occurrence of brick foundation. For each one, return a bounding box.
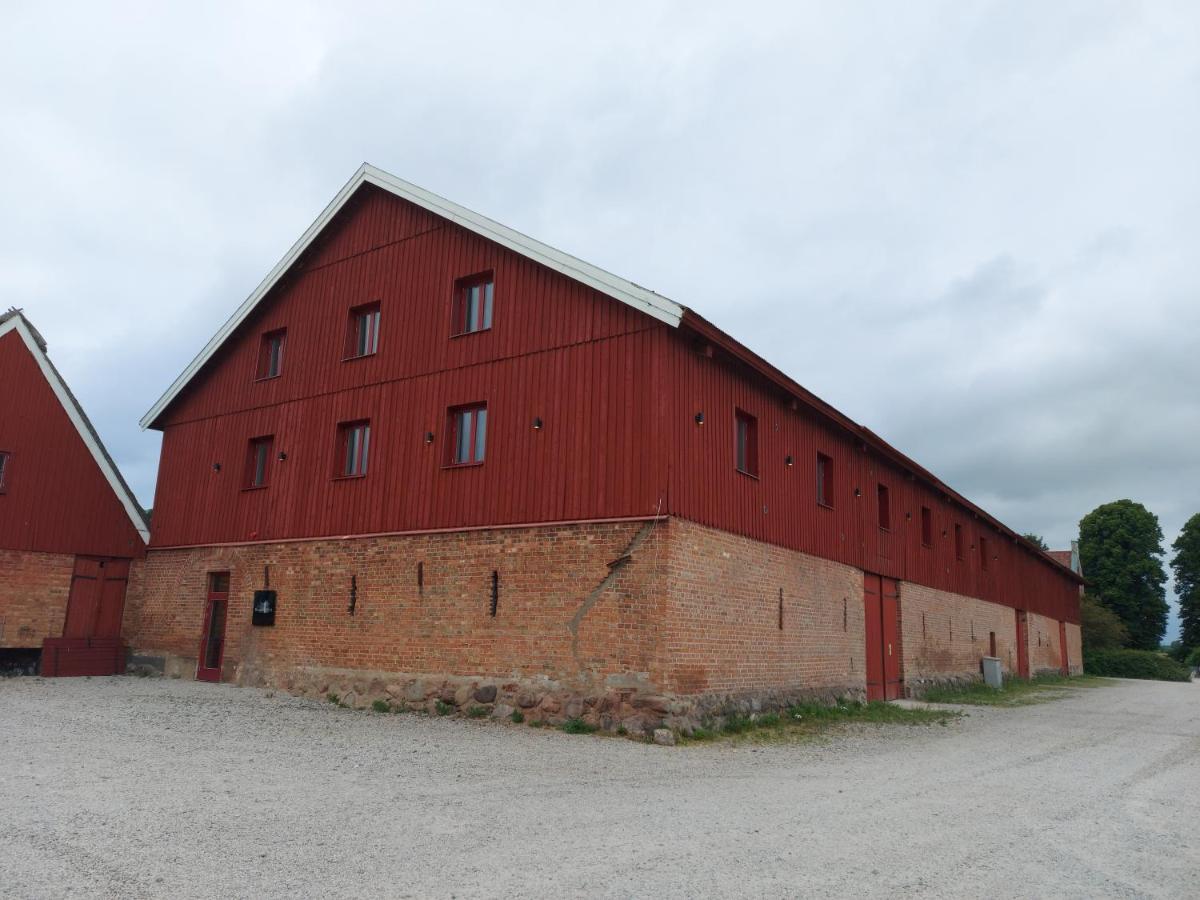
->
[0,549,74,649]
[124,518,1082,730]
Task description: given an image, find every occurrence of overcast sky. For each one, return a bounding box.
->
[3,2,1196,638]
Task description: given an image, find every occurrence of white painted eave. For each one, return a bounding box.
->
[139,163,683,430]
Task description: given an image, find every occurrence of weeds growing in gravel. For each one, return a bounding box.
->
[511,710,525,724]
[435,700,454,716]
[561,717,597,735]
[681,700,956,745]
[466,706,488,719]
[922,674,1110,707]
[371,699,391,713]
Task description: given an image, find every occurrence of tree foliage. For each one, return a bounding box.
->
[1170,512,1200,652]
[1080,595,1128,651]
[1078,500,1167,651]
[1022,533,1049,551]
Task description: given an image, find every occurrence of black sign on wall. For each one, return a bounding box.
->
[252,590,277,626]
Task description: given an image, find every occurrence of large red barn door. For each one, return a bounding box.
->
[61,557,130,640]
[1015,609,1030,679]
[863,574,904,701]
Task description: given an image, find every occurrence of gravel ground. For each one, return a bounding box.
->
[1,676,1196,899]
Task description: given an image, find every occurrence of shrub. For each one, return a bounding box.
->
[1081,595,1128,651]
[1185,647,1200,668]
[1084,649,1191,682]
[371,699,390,713]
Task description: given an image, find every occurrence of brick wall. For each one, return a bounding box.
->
[0,549,74,648]
[660,519,865,700]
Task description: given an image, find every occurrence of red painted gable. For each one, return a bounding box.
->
[0,329,145,558]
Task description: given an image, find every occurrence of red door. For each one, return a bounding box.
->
[196,572,230,683]
[864,574,903,701]
[1058,620,1069,676]
[1015,609,1030,679]
[62,557,130,639]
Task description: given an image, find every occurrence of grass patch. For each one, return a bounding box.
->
[922,673,1110,707]
[682,699,955,745]
[466,705,489,719]
[434,700,454,716]
[510,709,525,724]
[561,717,598,735]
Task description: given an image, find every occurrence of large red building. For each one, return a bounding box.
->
[0,310,148,675]
[124,165,1081,728]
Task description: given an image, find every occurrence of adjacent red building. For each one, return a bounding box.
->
[0,310,148,675]
[124,165,1082,727]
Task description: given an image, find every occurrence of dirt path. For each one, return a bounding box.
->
[1,676,1196,898]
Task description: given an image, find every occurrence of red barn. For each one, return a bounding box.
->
[125,165,1081,727]
[0,310,148,675]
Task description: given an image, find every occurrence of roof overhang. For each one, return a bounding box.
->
[139,163,684,430]
[0,313,150,543]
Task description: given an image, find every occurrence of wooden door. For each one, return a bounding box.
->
[881,577,902,700]
[196,572,229,683]
[62,557,130,640]
[1015,609,1030,679]
[1058,620,1069,676]
[864,574,884,701]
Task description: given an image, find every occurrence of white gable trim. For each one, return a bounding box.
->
[0,315,150,543]
[139,163,684,429]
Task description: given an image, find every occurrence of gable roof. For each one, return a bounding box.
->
[1,310,150,543]
[139,163,684,430]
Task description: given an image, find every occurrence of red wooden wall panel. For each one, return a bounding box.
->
[0,331,145,558]
[149,183,1079,623]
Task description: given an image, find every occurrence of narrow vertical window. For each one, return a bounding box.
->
[448,404,487,466]
[734,409,758,476]
[980,536,990,571]
[453,273,494,335]
[346,303,381,358]
[954,523,964,560]
[816,452,833,507]
[0,451,9,493]
[337,420,371,477]
[920,506,932,547]
[877,483,890,530]
[256,329,286,380]
[244,436,274,488]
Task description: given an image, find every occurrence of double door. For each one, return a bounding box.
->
[864,573,902,701]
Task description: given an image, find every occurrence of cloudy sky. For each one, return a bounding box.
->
[3,2,1196,637]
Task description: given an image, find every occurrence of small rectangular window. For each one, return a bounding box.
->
[346,303,381,358]
[817,453,833,507]
[954,523,964,560]
[337,420,371,477]
[256,329,286,380]
[980,536,990,571]
[877,483,890,530]
[735,409,758,477]
[448,404,487,466]
[244,436,274,488]
[920,506,932,547]
[0,451,9,492]
[453,273,494,335]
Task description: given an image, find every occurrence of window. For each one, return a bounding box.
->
[920,506,933,546]
[954,523,964,560]
[0,451,9,492]
[816,453,833,507]
[346,303,381,358]
[337,420,371,477]
[877,483,890,530]
[256,329,286,380]
[980,536,990,571]
[735,409,758,476]
[244,436,274,488]
[448,404,487,466]
[453,273,494,335]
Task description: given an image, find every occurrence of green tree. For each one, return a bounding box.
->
[1080,595,1128,650]
[1170,512,1200,651]
[1022,533,1050,551]
[1078,500,1168,650]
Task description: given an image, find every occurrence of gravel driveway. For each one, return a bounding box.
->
[1,675,1196,899]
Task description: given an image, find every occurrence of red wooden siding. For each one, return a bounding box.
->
[0,331,145,558]
[149,183,1079,623]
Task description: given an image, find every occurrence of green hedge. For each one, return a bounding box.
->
[1084,649,1192,682]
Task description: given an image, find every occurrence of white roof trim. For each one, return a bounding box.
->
[1,314,150,543]
[140,163,684,429]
